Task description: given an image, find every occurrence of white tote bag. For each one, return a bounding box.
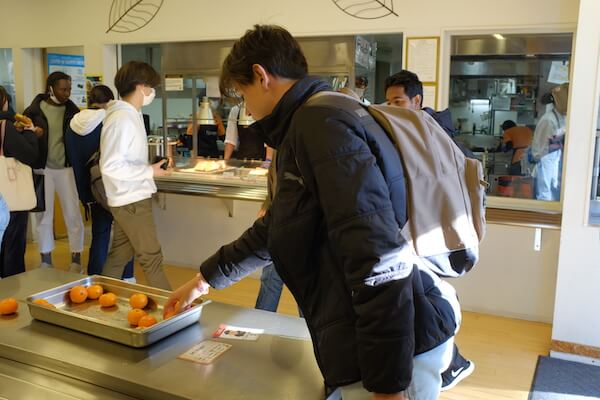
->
[0,120,36,211]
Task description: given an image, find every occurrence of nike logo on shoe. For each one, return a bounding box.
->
[451,367,465,378]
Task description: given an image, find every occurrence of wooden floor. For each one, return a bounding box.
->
[24,239,552,400]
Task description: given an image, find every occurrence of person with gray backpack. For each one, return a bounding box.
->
[164,25,485,400]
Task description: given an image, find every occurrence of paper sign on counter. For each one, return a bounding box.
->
[213,324,263,341]
[178,340,231,364]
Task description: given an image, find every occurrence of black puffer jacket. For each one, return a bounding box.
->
[200,77,456,394]
[23,94,80,169]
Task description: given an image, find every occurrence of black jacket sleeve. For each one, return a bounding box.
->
[199,213,272,289]
[2,123,39,167]
[292,105,416,394]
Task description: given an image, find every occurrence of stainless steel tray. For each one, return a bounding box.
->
[25,275,208,348]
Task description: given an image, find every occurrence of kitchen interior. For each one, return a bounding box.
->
[121,34,403,199]
[448,33,573,199]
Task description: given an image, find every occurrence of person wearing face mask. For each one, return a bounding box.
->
[64,85,135,281]
[99,61,172,290]
[24,71,84,272]
[354,75,371,105]
[531,84,569,201]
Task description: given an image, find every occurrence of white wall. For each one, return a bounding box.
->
[0,0,582,322]
[552,0,600,349]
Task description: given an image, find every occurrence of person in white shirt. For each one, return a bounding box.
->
[100,61,171,289]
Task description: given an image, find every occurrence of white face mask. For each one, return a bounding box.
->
[49,87,62,104]
[142,88,156,106]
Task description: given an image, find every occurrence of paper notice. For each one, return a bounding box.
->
[212,324,263,341]
[205,76,220,98]
[178,340,231,364]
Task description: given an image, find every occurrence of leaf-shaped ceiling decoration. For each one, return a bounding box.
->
[107,0,164,33]
[332,0,398,19]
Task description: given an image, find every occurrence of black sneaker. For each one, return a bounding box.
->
[441,346,475,391]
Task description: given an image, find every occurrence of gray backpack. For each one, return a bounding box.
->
[86,151,110,211]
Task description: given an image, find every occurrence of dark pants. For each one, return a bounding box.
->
[88,203,134,278]
[0,211,28,278]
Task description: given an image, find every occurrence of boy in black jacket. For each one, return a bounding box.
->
[165,26,460,400]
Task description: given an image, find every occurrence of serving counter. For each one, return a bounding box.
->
[155,159,268,202]
[0,269,328,399]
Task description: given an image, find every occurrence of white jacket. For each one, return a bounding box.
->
[100,100,155,207]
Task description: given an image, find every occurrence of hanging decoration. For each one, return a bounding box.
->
[331,0,398,19]
[107,0,164,33]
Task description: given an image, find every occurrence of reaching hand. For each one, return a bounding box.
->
[152,159,171,177]
[163,273,210,319]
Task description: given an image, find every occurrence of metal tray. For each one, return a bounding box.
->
[25,275,208,348]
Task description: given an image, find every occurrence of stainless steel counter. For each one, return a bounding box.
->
[155,159,268,201]
[0,269,325,399]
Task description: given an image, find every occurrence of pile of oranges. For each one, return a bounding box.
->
[127,293,158,328]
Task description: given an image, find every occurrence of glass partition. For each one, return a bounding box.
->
[448,33,573,203]
[0,49,15,104]
[589,101,600,225]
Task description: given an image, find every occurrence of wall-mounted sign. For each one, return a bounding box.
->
[165,76,184,91]
[48,53,86,108]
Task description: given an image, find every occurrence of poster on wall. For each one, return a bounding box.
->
[48,53,86,108]
[406,37,439,83]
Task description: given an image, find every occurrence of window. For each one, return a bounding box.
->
[0,49,15,104]
[448,33,573,206]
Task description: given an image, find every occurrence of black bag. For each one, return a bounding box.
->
[87,151,110,211]
[30,172,45,212]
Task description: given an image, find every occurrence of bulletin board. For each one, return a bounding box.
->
[406,37,440,108]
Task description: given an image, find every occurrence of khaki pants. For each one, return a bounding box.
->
[102,198,171,290]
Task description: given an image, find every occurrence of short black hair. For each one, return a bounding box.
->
[220,25,308,96]
[46,71,71,92]
[384,70,423,105]
[88,85,114,107]
[540,92,554,105]
[501,120,517,130]
[355,76,368,88]
[114,61,160,98]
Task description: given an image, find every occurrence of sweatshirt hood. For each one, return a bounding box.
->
[105,100,139,117]
[69,108,106,135]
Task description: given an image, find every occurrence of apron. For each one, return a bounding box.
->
[197,124,220,158]
[233,125,266,160]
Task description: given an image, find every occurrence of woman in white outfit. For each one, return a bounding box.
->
[24,71,84,272]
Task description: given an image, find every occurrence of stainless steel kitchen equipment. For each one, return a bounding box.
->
[26,275,207,347]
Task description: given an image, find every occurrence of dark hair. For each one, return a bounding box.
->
[46,71,71,92]
[384,70,423,105]
[501,120,517,130]
[88,85,114,107]
[355,76,368,88]
[540,92,554,105]
[114,61,160,97]
[0,85,10,108]
[220,25,308,96]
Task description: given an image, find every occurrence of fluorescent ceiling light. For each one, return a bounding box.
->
[493,34,505,40]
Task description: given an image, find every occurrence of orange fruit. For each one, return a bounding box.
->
[0,298,18,315]
[98,293,117,308]
[33,299,55,308]
[86,285,104,300]
[129,293,148,309]
[127,309,147,326]
[163,300,180,319]
[69,285,88,303]
[137,315,157,328]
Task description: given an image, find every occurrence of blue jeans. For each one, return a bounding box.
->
[255,263,283,312]
[88,203,134,278]
[340,336,455,400]
[0,194,8,246]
